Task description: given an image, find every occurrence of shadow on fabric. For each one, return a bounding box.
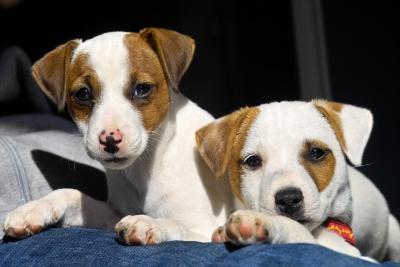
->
[31,150,107,201]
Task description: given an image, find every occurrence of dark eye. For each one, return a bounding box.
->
[308,148,327,162]
[133,83,153,99]
[243,154,262,169]
[74,87,93,103]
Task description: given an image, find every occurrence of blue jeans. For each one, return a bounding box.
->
[0,227,398,266]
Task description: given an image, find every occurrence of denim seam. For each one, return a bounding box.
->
[0,137,32,202]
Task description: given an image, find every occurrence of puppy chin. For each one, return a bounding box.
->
[85,149,138,170]
[101,157,136,170]
[299,210,327,231]
[261,204,322,231]
[84,134,148,170]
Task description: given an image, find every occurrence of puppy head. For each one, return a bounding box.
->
[196,101,373,230]
[32,28,195,169]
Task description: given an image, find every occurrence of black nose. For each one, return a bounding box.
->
[275,187,304,216]
[104,135,120,154]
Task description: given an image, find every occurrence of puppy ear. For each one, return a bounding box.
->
[195,107,260,178]
[313,100,373,166]
[32,40,80,112]
[139,28,195,92]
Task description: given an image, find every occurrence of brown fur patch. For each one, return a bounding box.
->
[124,33,170,132]
[300,139,336,192]
[32,40,80,112]
[196,107,260,201]
[33,29,194,132]
[139,28,195,92]
[313,100,347,151]
[66,53,101,123]
[229,107,260,201]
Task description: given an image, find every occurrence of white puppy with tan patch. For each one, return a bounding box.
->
[3,28,234,244]
[195,100,400,261]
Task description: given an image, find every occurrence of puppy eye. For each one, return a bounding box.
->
[133,83,154,99]
[242,154,262,170]
[308,148,327,162]
[74,87,93,103]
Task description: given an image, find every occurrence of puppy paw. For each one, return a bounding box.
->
[115,215,162,245]
[213,210,269,245]
[4,200,58,239]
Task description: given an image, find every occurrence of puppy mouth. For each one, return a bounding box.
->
[85,149,130,164]
[103,157,128,163]
[100,156,135,170]
[260,206,310,224]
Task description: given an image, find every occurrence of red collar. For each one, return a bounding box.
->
[324,218,356,246]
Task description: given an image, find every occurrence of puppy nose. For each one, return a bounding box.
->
[99,129,123,154]
[275,187,304,216]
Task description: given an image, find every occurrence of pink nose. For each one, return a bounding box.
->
[99,129,123,154]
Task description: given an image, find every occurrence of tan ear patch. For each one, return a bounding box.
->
[195,120,232,178]
[124,33,170,132]
[139,28,195,92]
[300,139,336,192]
[195,107,260,201]
[32,40,80,112]
[313,100,347,151]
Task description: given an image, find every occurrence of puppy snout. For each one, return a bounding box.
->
[99,129,123,154]
[275,187,304,217]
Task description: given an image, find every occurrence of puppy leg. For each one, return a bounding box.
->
[4,189,120,239]
[313,227,369,260]
[213,210,371,260]
[386,214,400,261]
[212,210,316,245]
[115,215,208,245]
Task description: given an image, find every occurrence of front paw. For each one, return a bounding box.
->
[212,210,269,245]
[115,215,162,245]
[4,200,58,239]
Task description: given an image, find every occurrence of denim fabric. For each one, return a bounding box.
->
[0,128,106,240]
[0,228,398,267]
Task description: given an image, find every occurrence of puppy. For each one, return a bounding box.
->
[3,28,234,244]
[195,100,400,261]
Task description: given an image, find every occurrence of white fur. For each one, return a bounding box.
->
[338,105,373,166]
[4,32,233,243]
[215,101,399,261]
[241,102,350,230]
[73,32,148,169]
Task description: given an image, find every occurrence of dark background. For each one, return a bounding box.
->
[0,1,398,218]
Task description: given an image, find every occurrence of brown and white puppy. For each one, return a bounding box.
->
[3,28,233,244]
[195,100,400,261]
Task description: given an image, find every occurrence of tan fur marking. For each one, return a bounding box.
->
[229,107,260,201]
[124,33,170,132]
[313,100,347,151]
[300,139,336,192]
[195,119,232,178]
[32,40,80,112]
[139,28,195,92]
[66,53,101,123]
[195,107,260,201]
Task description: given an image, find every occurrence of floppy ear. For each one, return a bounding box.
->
[32,40,80,112]
[139,28,195,92]
[195,107,260,178]
[313,100,373,166]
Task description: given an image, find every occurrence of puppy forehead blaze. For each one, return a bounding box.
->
[300,139,336,192]
[124,33,170,132]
